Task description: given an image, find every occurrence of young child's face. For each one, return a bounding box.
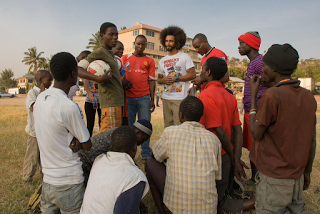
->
[42,75,53,89]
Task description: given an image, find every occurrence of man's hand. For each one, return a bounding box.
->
[249,75,261,97]
[122,78,133,90]
[150,100,155,113]
[162,76,175,85]
[303,173,311,190]
[69,137,82,153]
[234,159,249,182]
[89,93,94,101]
[97,69,112,83]
[39,82,46,92]
[191,76,202,85]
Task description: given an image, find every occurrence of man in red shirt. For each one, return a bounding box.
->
[122,35,155,159]
[199,57,254,213]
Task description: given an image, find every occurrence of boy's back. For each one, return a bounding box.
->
[255,80,316,179]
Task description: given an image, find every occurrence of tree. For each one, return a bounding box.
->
[38,57,51,70]
[120,26,127,30]
[86,31,101,50]
[228,66,247,80]
[22,47,45,74]
[0,69,17,92]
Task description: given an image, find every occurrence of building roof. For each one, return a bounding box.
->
[17,74,35,80]
[119,22,163,34]
[229,77,245,83]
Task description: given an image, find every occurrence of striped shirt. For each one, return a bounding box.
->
[152,121,222,214]
[243,55,267,113]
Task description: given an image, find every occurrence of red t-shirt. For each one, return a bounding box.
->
[122,54,155,98]
[199,81,241,155]
[201,48,228,66]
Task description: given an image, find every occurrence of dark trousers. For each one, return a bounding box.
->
[84,102,101,137]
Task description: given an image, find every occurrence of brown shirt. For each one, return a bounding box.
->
[255,80,316,179]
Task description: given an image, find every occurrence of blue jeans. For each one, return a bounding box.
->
[127,95,151,158]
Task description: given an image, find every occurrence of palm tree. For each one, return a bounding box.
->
[22,47,45,74]
[86,31,101,50]
[38,57,50,70]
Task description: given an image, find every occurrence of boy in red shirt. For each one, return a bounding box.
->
[122,35,155,159]
[199,57,254,213]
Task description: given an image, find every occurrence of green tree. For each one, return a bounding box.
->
[228,66,247,80]
[22,47,45,74]
[0,69,17,92]
[120,26,127,30]
[38,57,51,70]
[86,31,101,50]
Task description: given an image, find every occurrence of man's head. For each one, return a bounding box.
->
[134,35,147,56]
[50,52,78,85]
[160,26,186,52]
[262,43,299,83]
[111,126,137,159]
[179,96,204,123]
[192,33,210,56]
[200,57,229,84]
[76,50,91,62]
[112,41,124,57]
[238,31,261,56]
[100,22,118,49]
[35,70,53,89]
[132,119,153,146]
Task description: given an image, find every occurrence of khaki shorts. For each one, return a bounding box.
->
[162,99,181,128]
[255,172,313,214]
[100,106,122,132]
[22,135,41,181]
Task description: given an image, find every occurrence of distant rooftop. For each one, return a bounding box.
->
[119,22,162,34]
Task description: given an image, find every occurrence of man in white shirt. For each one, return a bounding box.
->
[34,52,92,214]
[157,26,196,128]
[80,126,149,214]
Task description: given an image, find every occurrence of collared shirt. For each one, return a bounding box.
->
[152,121,222,214]
[255,80,317,179]
[80,152,149,214]
[199,81,242,155]
[201,47,228,66]
[34,87,90,185]
[25,85,41,137]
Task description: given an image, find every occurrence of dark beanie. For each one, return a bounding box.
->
[263,44,299,75]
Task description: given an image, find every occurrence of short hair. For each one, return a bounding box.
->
[160,26,186,50]
[203,57,228,81]
[193,33,207,42]
[50,52,77,81]
[77,50,91,60]
[100,22,117,35]
[135,35,147,42]
[179,96,204,122]
[111,126,137,153]
[35,70,52,81]
[116,41,124,46]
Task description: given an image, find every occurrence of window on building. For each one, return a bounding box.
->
[146,30,155,37]
[23,79,25,83]
[28,79,33,83]
[193,52,198,59]
[159,45,167,52]
[153,55,157,59]
[158,56,162,59]
[133,30,139,36]
[147,42,155,50]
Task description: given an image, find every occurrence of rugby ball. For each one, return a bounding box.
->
[87,60,110,76]
[115,56,124,71]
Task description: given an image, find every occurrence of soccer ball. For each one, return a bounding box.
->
[87,60,111,76]
[115,56,123,71]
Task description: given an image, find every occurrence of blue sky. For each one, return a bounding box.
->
[1,0,319,78]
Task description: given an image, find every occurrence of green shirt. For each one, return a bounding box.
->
[86,47,123,108]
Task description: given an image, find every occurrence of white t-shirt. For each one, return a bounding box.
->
[34,87,90,185]
[157,52,194,100]
[25,85,40,137]
[80,152,149,214]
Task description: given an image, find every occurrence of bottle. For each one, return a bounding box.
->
[189,84,197,96]
[92,94,98,110]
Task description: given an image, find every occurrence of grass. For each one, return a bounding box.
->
[0,104,319,213]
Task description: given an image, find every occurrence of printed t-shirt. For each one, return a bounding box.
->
[243,55,267,113]
[34,87,90,185]
[157,52,194,100]
[122,54,155,98]
[199,81,242,155]
[254,80,316,179]
[78,47,124,108]
[25,85,41,137]
[201,47,228,66]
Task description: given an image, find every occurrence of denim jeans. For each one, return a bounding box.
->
[127,95,151,158]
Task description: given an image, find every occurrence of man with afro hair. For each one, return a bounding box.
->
[157,26,196,128]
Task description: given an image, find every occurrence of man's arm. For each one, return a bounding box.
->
[213,126,234,165]
[148,80,156,113]
[304,127,317,190]
[78,66,112,83]
[178,67,196,82]
[83,79,94,100]
[233,125,248,181]
[157,74,175,85]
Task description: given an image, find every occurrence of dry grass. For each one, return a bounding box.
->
[0,104,319,213]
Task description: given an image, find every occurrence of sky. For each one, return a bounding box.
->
[1,0,319,78]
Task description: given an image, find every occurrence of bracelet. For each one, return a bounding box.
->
[250,111,257,115]
[249,109,257,114]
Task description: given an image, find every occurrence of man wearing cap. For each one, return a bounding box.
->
[79,119,153,184]
[249,44,316,213]
[238,31,270,183]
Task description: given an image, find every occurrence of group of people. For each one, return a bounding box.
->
[21,21,317,214]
